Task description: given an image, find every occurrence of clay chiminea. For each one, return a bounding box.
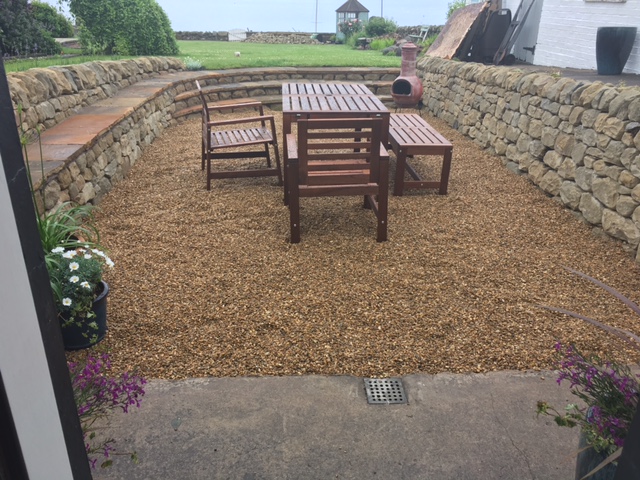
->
[391,42,424,108]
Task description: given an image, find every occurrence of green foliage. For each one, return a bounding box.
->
[369,38,395,51]
[31,1,74,38]
[422,34,438,50]
[364,17,397,37]
[0,0,60,56]
[182,56,203,71]
[66,0,179,55]
[447,0,467,19]
[345,34,358,49]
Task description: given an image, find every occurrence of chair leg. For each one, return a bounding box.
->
[264,143,272,168]
[206,155,212,191]
[377,159,389,242]
[288,161,300,243]
[272,142,283,186]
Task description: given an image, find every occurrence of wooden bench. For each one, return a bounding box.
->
[388,113,453,196]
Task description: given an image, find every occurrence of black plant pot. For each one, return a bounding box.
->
[60,281,109,350]
[596,26,637,75]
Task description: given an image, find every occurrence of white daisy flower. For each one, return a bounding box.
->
[69,262,79,271]
[62,250,77,259]
[106,258,114,268]
[84,254,92,260]
[51,246,65,253]
[62,298,72,306]
[69,276,80,283]
[81,281,91,289]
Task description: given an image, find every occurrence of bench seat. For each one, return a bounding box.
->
[388,113,453,196]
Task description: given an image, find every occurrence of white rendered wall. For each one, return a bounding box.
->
[509,0,640,73]
[0,156,74,479]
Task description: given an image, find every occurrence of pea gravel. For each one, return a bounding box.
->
[77,109,640,379]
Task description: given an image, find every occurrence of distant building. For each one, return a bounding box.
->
[336,0,369,40]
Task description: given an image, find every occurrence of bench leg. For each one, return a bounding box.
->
[377,158,389,242]
[439,148,453,195]
[393,147,408,196]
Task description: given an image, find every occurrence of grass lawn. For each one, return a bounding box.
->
[4,39,400,72]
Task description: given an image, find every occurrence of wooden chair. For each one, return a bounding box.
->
[196,80,282,190]
[286,118,389,243]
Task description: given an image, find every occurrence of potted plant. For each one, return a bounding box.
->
[47,244,114,349]
[537,268,640,480]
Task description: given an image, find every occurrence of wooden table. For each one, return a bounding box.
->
[281,82,390,203]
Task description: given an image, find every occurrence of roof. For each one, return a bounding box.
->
[336,0,369,13]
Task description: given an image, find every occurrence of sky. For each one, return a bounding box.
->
[44,0,451,33]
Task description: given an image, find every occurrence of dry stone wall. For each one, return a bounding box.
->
[8,57,184,140]
[417,56,640,261]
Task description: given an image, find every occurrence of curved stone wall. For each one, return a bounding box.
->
[417,56,640,262]
[8,57,184,140]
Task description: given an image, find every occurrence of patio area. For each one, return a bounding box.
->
[86,108,640,380]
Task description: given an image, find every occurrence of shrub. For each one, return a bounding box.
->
[370,38,395,51]
[364,16,397,37]
[422,34,438,50]
[338,18,363,39]
[182,56,203,71]
[447,0,467,19]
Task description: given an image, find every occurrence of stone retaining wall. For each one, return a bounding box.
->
[175,31,229,41]
[243,32,321,44]
[8,57,184,140]
[417,56,640,261]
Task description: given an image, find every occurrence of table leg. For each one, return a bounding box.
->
[283,113,292,205]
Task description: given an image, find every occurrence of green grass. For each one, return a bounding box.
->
[4,39,401,72]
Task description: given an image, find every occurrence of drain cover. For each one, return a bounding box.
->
[364,378,407,404]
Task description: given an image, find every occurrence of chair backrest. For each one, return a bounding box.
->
[295,117,383,186]
[195,80,210,124]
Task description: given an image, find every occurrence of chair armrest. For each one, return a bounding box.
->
[207,115,274,128]
[286,134,298,161]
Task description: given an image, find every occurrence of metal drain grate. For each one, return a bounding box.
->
[364,378,407,404]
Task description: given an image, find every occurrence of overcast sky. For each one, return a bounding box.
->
[44,0,450,33]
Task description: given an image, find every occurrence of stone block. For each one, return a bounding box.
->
[576,166,595,191]
[543,150,564,169]
[581,109,600,128]
[529,140,546,159]
[579,193,604,225]
[560,182,583,210]
[540,170,562,195]
[619,169,640,189]
[541,126,559,148]
[44,180,61,211]
[616,195,638,217]
[592,177,619,208]
[528,160,548,184]
[571,143,588,165]
[57,168,72,189]
[555,133,576,156]
[603,209,640,245]
[558,158,576,180]
[516,133,532,153]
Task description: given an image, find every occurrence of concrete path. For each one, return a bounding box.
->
[94,371,579,480]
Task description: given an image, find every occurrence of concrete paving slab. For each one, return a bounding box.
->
[93,371,579,480]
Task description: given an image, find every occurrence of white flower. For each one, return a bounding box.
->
[92,249,105,257]
[62,298,72,306]
[78,248,86,253]
[84,245,90,249]
[80,281,91,289]
[106,258,114,268]
[51,246,65,253]
[69,262,79,271]
[62,250,77,259]
[69,276,80,283]
[84,254,92,260]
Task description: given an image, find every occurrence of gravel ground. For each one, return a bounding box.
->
[78,109,640,379]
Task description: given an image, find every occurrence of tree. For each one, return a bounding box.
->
[66,0,179,55]
[32,1,74,38]
[0,0,60,56]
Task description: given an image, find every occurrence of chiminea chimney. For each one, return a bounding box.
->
[391,42,424,108]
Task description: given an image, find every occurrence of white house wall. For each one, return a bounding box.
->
[503,0,640,73]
